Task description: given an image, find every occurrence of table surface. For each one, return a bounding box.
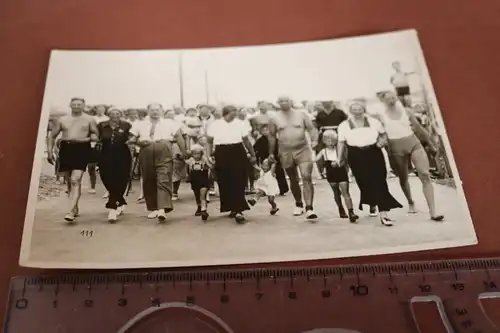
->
[0,0,499,318]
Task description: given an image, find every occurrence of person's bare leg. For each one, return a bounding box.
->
[411,148,443,220]
[338,182,354,210]
[63,172,71,196]
[329,183,346,217]
[247,190,264,206]
[268,195,279,215]
[285,166,303,211]
[65,170,84,222]
[339,181,358,222]
[87,164,97,194]
[393,154,417,213]
[298,162,317,219]
[137,176,144,201]
[298,162,314,207]
[199,187,209,221]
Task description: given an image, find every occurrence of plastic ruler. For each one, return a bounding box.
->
[3,258,500,333]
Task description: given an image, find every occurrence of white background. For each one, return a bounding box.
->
[43,30,423,112]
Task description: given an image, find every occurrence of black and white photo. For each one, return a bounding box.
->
[20,30,477,268]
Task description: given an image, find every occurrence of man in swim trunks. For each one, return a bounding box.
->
[47,97,98,223]
[268,96,318,220]
[390,61,415,107]
[377,91,444,221]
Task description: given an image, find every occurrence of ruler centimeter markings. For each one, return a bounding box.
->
[3,258,500,333]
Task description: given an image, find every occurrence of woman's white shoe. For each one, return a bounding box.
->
[108,209,118,223]
[147,210,159,219]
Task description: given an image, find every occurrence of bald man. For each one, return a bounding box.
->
[268,96,319,220]
[131,103,187,222]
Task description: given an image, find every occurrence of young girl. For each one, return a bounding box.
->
[315,130,359,223]
[247,159,279,215]
[186,144,211,221]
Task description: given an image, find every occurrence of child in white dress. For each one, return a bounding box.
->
[247,159,279,215]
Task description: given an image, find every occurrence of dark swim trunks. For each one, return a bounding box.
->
[395,86,411,97]
[58,140,92,172]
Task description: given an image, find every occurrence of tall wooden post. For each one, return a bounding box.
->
[178,53,184,107]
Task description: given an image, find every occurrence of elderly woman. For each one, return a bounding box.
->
[206,105,257,224]
[96,107,134,222]
[337,100,402,226]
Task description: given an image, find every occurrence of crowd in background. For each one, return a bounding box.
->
[44,91,451,225]
[47,96,447,193]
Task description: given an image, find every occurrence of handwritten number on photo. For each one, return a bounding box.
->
[80,230,94,238]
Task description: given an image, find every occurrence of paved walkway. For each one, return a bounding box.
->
[26,164,476,268]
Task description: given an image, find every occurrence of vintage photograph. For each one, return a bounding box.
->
[19,29,477,268]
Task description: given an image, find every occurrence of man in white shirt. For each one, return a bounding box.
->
[130,103,187,222]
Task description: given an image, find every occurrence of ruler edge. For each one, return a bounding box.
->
[5,258,500,332]
[8,257,500,286]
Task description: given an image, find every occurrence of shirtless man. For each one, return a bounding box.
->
[268,96,318,219]
[250,101,272,132]
[390,61,416,107]
[47,97,98,223]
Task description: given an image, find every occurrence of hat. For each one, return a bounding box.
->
[107,106,123,116]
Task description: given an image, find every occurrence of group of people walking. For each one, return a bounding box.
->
[45,82,445,227]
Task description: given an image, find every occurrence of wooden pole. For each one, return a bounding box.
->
[179,53,184,107]
[204,70,209,104]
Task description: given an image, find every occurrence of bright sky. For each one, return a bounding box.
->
[42,30,425,113]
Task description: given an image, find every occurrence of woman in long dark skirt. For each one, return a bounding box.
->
[97,107,133,223]
[206,105,258,224]
[337,100,402,226]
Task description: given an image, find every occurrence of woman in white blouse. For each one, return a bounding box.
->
[337,100,402,226]
[206,105,258,224]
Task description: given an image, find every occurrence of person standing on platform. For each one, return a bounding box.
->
[390,61,415,107]
[130,103,187,222]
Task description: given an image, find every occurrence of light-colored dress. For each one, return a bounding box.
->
[255,169,280,196]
